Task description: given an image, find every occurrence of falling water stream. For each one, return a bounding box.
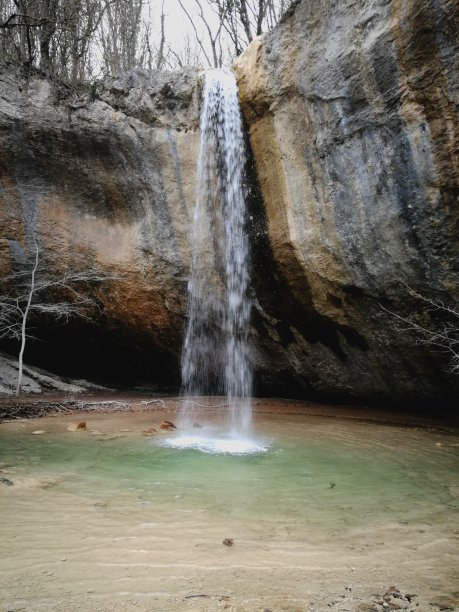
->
[173,70,256,453]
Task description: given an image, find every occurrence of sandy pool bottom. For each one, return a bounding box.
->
[0,406,458,611]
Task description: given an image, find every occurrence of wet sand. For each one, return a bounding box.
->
[1,394,458,429]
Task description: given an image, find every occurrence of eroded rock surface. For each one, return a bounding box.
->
[235,0,459,402]
[0,65,201,388]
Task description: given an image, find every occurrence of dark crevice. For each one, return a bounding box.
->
[243,122,369,396]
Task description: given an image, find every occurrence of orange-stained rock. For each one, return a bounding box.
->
[160,421,176,431]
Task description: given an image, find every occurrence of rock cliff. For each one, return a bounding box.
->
[0,0,458,403]
[235,0,459,403]
[0,66,201,388]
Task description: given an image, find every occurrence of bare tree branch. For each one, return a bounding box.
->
[381,283,459,374]
[177,0,213,68]
[156,0,165,70]
[0,182,122,394]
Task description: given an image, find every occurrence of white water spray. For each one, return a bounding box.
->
[177,69,254,450]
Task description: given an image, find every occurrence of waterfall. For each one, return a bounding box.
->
[180,69,252,439]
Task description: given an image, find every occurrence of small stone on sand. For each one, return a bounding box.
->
[143,428,158,436]
[67,422,86,432]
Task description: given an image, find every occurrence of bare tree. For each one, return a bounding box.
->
[156,0,166,70]
[0,0,106,81]
[0,238,119,394]
[1,0,295,81]
[137,0,170,72]
[164,33,204,69]
[381,283,459,375]
[99,0,144,75]
[0,183,119,395]
[38,0,59,75]
[0,0,41,69]
[176,0,294,64]
[177,0,227,68]
[53,0,106,82]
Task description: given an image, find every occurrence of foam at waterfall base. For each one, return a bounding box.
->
[161,431,269,455]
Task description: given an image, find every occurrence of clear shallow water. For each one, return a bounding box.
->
[0,410,458,610]
[1,413,457,528]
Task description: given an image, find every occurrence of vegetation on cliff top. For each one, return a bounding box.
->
[0,0,295,83]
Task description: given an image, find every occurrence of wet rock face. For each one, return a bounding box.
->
[0,65,201,387]
[235,0,459,403]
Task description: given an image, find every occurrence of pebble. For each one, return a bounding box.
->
[160,420,176,431]
[142,428,157,436]
[31,430,46,435]
[431,595,459,610]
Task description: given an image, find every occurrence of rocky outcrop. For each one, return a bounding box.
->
[0,351,104,395]
[234,0,459,403]
[0,0,458,405]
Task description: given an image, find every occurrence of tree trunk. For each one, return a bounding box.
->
[17,0,33,68]
[256,0,266,36]
[156,1,165,70]
[239,0,253,42]
[39,0,59,75]
[16,238,39,395]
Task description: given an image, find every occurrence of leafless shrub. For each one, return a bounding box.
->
[381,282,459,374]
[0,182,120,394]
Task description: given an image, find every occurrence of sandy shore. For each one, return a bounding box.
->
[1,394,458,430]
